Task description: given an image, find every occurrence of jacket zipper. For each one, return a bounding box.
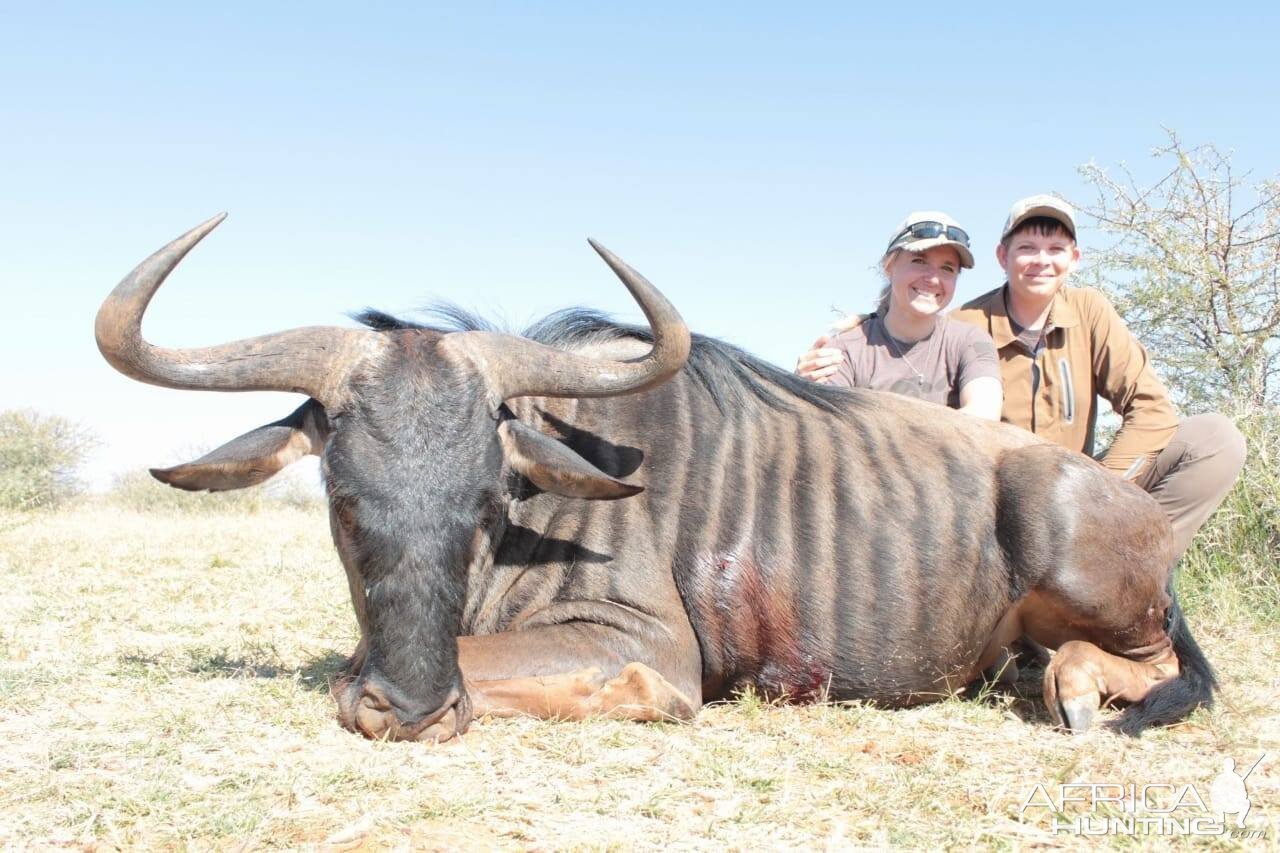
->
[1058,358,1075,424]
[1030,358,1040,433]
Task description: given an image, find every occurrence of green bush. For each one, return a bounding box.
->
[0,409,97,510]
[1178,405,1280,625]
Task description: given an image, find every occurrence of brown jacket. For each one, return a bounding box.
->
[950,284,1179,478]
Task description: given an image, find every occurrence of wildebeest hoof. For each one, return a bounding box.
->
[1044,641,1104,733]
[1057,695,1100,733]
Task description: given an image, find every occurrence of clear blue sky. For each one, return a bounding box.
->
[3,4,1277,486]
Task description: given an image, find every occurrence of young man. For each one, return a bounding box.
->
[949,195,1244,561]
[800,195,1245,561]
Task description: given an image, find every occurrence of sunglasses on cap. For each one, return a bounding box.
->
[886,221,971,252]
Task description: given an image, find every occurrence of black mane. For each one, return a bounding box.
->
[351,305,856,414]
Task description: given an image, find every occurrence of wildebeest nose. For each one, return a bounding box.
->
[342,676,472,743]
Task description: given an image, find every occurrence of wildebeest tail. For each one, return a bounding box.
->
[1111,590,1218,736]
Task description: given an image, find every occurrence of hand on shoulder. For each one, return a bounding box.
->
[796,334,846,382]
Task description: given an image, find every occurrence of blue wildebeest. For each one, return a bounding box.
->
[96,215,1215,742]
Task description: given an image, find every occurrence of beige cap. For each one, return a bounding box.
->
[1001,194,1076,240]
[884,210,975,269]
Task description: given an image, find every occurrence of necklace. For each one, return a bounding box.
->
[881,323,927,389]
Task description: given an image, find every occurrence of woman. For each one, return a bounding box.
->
[796,210,1002,420]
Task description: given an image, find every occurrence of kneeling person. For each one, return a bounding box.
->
[949,195,1246,561]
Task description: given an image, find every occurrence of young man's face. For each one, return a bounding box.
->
[996,227,1081,303]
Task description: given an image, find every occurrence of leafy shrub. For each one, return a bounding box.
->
[0,409,97,510]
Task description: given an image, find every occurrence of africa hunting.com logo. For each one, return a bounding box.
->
[1018,754,1267,839]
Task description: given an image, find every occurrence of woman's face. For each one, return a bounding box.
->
[885,245,961,318]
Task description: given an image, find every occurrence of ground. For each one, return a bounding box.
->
[1,504,1276,850]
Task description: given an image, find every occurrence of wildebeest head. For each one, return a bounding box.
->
[95,215,691,740]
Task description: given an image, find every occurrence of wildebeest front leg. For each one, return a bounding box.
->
[455,624,701,724]
[464,665,697,722]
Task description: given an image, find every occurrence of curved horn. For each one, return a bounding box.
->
[448,240,691,401]
[95,215,382,409]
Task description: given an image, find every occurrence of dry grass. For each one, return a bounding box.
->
[1,503,1277,850]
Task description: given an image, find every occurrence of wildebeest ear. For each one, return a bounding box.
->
[497,419,643,500]
[151,400,330,492]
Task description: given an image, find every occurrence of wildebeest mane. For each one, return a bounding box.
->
[352,305,853,414]
[353,304,500,334]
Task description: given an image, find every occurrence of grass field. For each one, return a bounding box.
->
[1,501,1277,850]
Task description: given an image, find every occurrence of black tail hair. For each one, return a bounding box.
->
[1110,590,1218,736]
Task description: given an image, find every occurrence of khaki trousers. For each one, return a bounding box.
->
[1129,413,1247,562]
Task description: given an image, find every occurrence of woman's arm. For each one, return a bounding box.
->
[957,376,1003,421]
[954,324,1003,420]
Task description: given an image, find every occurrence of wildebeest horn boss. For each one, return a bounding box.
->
[97,216,1216,742]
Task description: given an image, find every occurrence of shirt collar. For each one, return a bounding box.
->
[992,284,1079,348]
[1047,289,1080,329]
[989,286,1017,348]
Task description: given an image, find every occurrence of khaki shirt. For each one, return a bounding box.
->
[950,284,1179,478]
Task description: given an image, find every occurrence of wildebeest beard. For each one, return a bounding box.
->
[96,215,1217,743]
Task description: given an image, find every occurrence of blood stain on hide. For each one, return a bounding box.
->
[708,552,829,702]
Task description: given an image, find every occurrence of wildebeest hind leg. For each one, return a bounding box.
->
[1020,592,1179,732]
[999,445,1189,733]
[456,625,701,724]
[1042,639,1179,732]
